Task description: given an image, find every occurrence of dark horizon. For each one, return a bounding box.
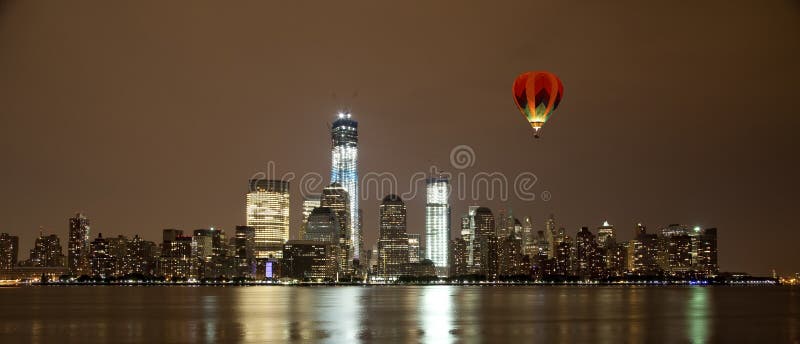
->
[0,1,798,275]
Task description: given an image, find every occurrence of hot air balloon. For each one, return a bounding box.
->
[512,71,564,138]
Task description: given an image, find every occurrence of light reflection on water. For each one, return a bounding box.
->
[1,286,798,343]
[688,287,710,343]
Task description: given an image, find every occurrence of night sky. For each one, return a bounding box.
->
[0,1,797,275]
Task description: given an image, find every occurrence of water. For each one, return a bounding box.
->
[0,286,798,343]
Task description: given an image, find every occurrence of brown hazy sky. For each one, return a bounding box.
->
[0,0,797,275]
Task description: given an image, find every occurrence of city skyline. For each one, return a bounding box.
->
[0,111,790,277]
[0,1,797,277]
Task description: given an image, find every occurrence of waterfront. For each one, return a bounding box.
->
[0,286,798,343]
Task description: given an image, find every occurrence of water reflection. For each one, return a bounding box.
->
[2,286,798,343]
[419,286,454,343]
[687,287,711,343]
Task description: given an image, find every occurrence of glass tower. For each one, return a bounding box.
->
[425,176,450,276]
[330,113,360,260]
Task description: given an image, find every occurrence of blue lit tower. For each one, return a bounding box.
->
[330,113,360,261]
[425,176,450,277]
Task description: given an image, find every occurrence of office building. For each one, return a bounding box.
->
[305,207,341,244]
[408,233,421,264]
[282,240,338,281]
[377,194,409,280]
[89,233,115,278]
[300,195,322,240]
[449,237,469,277]
[246,179,290,258]
[597,221,615,248]
[425,176,450,276]
[473,207,497,279]
[68,213,91,275]
[0,233,19,270]
[330,113,360,260]
[234,226,256,278]
[28,232,65,268]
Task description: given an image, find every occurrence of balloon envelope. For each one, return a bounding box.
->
[512,71,564,137]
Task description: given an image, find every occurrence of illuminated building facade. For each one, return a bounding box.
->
[321,183,350,271]
[521,216,535,256]
[300,195,321,240]
[449,237,469,277]
[27,232,65,268]
[160,229,195,279]
[104,235,128,276]
[575,227,603,279]
[68,213,91,275]
[695,227,718,275]
[627,224,660,275]
[282,240,338,281]
[330,113,360,261]
[473,207,497,279]
[0,233,19,270]
[604,241,628,276]
[425,176,450,276]
[553,239,573,275]
[234,225,256,278]
[246,179,290,259]
[597,221,615,248]
[545,214,558,258]
[534,230,549,258]
[192,229,225,278]
[498,232,526,277]
[124,235,156,275]
[89,233,115,278]
[305,207,341,244]
[377,194,409,280]
[407,233,421,263]
[460,206,480,268]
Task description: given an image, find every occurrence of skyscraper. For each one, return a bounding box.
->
[246,179,290,259]
[0,233,19,270]
[160,229,194,279]
[696,227,718,275]
[124,235,156,275]
[597,221,616,248]
[407,233,421,264]
[234,225,256,278]
[545,214,558,258]
[321,183,351,270]
[521,216,535,256]
[575,227,603,279]
[377,194,409,280]
[473,207,497,279]
[449,237,468,277]
[89,233,114,278]
[305,207,341,244]
[68,213,91,275]
[330,113,360,261]
[628,224,660,275]
[460,206,480,268]
[105,235,128,276]
[425,176,450,276]
[300,195,321,240]
[192,229,224,278]
[498,231,525,277]
[28,232,65,268]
